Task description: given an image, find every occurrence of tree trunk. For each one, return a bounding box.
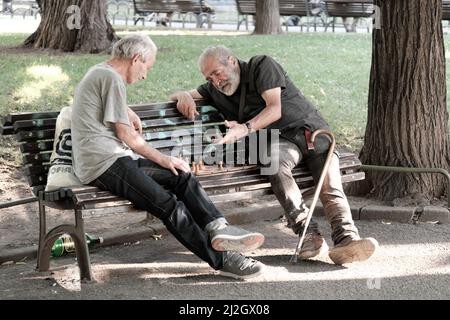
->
[355,0,449,201]
[24,0,118,53]
[253,0,283,35]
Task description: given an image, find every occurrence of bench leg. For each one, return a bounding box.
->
[36,200,47,272]
[36,204,93,281]
[74,209,92,281]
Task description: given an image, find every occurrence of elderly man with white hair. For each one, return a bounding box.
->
[71,34,265,280]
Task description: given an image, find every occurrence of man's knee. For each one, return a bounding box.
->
[264,148,299,177]
[179,171,195,182]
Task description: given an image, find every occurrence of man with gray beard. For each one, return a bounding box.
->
[171,45,378,265]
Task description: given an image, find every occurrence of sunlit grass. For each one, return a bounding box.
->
[13,65,70,106]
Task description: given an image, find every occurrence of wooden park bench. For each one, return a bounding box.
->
[322,0,374,32]
[0,100,365,281]
[132,0,214,28]
[235,0,326,32]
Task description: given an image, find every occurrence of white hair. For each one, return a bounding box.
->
[112,34,157,63]
[198,45,235,69]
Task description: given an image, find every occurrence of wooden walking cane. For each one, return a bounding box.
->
[290,129,336,263]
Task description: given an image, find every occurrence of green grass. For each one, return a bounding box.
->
[1,31,449,151]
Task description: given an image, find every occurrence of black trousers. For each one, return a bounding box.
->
[91,156,225,270]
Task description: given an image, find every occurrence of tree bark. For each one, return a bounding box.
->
[354,0,449,201]
[253,0,283,35]
[24,0,118,53]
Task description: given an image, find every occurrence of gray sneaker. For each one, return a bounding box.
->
[210,225,265,252]
[219,251,265,280]
[298,232,329,260]
[329,237,378,265]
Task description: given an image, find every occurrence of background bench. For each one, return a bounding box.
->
[322,0,374,32]
[132,0,214,28]
[235,0,325,32]
[0,100,365,281]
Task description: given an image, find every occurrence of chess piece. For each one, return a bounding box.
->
[218,161,224,171]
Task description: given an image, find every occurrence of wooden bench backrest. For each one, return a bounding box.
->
[133,0,206,14]
[1,100,224,195]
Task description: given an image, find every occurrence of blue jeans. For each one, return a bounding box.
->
[265,128,359,245]
[90,156,224,270]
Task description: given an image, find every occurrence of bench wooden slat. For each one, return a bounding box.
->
[81,204,140,218]
[74,191,125,204]
[23,164,50,176]
[199,160,361,190]
[22,152,52,166]
[141,113,223,130]
[2,111,59,126]
[142,127,204,141]
[16,129,56,142]
[20,140,54,153]
[136,105,216,120]
[13,118,57,132]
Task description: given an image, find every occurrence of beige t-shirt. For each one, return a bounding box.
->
[71,63,138,184]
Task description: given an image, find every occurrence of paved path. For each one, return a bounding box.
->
[0,217,448,300]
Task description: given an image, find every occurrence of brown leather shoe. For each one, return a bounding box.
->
[298,233,329,260]
[329,237,378,265]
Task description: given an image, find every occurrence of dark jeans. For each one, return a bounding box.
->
[265,127,359,245]
[91,156,224,270]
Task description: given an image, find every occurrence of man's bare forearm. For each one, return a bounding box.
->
[117,125,166,164]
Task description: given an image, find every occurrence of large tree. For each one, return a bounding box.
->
[24,0,118,53]
[254,0,283,34]
[356,0,449,201]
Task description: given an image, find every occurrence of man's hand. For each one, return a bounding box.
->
[128,108,142,134]
[175,92,199,120]
[158,155,191,176]
[212,120,248,144]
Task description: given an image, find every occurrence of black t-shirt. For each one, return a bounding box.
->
[197,55,329,132]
